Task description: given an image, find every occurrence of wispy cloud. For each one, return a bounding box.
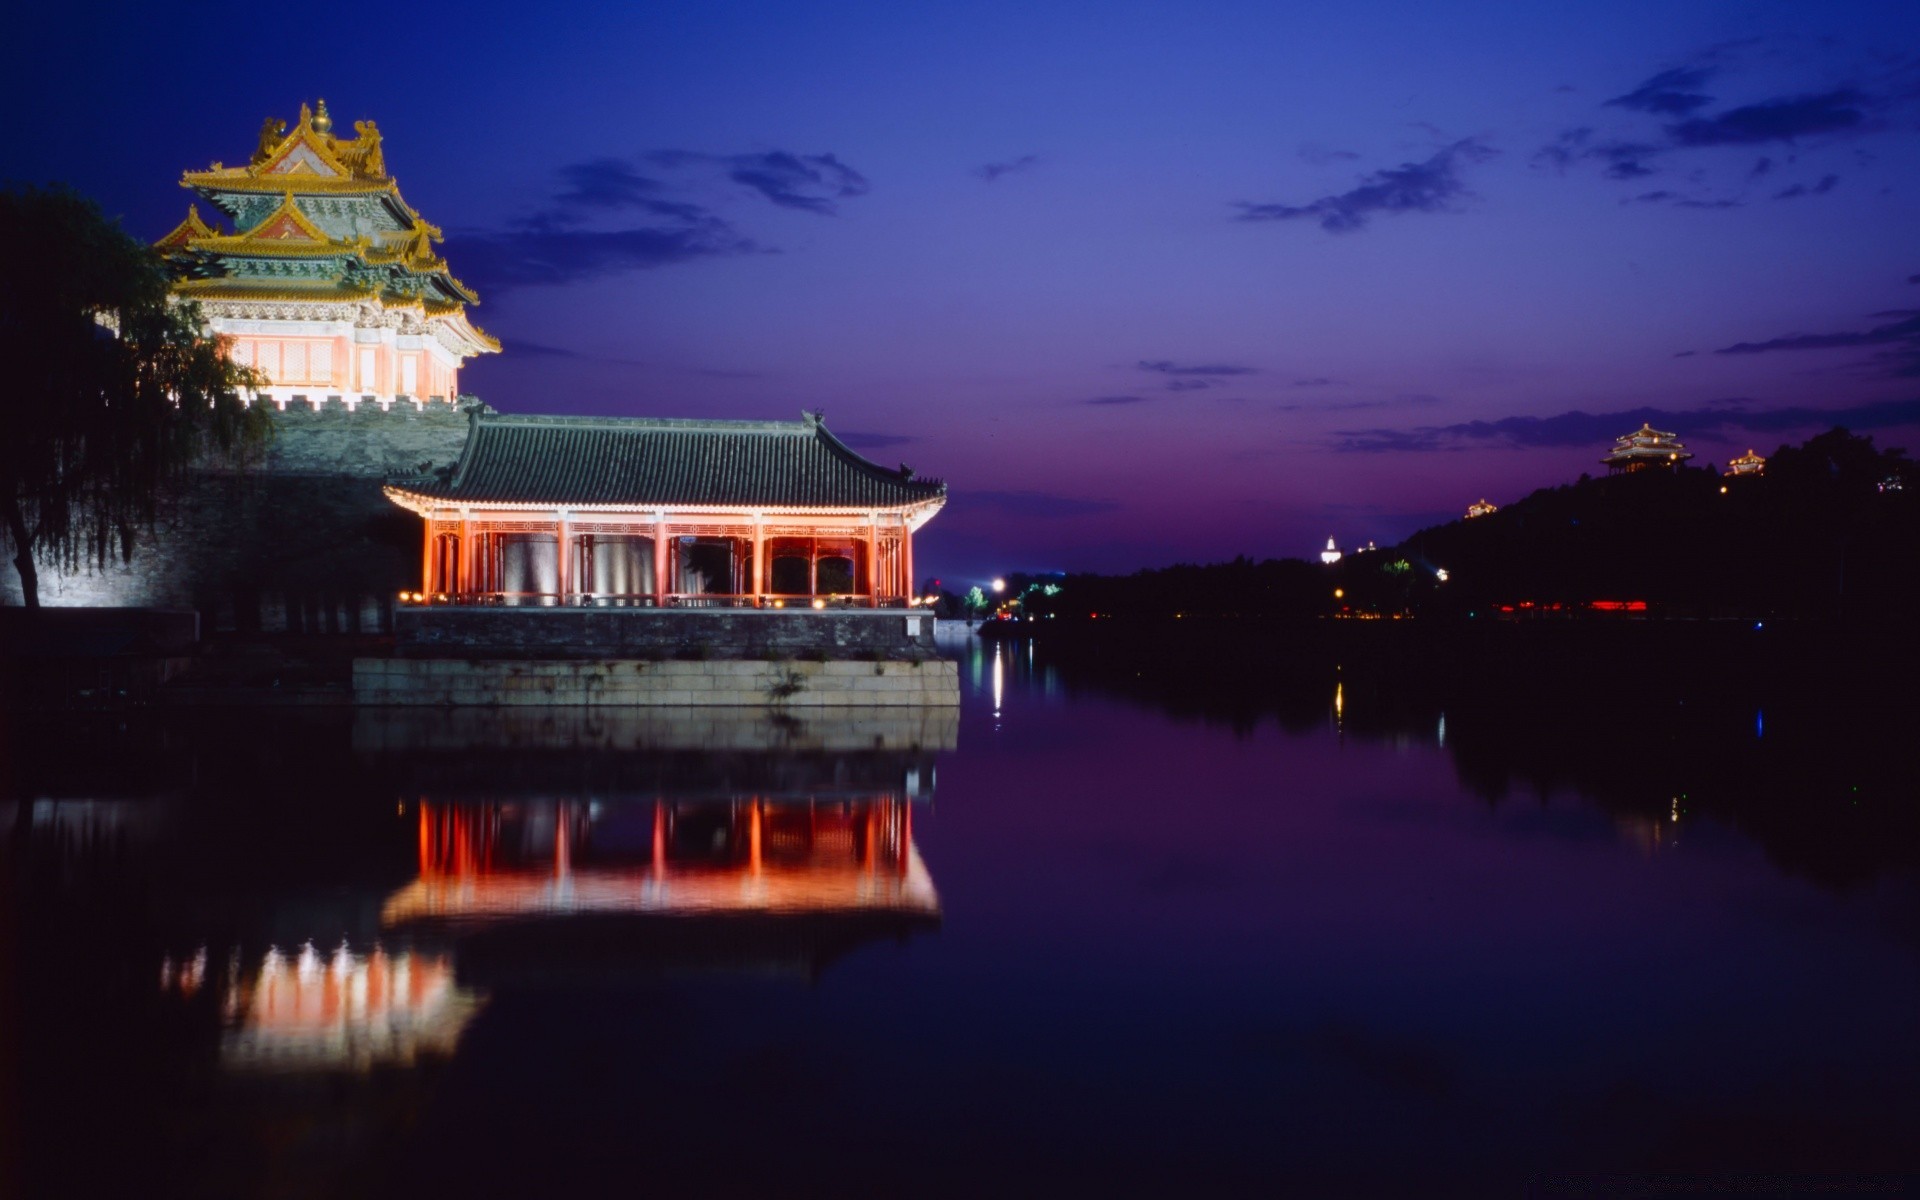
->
[1714,308,1920,376]
[648,149,869,213]
[1333,398,1920,453]
[1667,90,1869,146]
[1623,190,1740,209]
[1297,144,1362,165]
[974,154,1039,182]
[1534,128,1662,179]
[1773,174,1840,200]
[1137,360,1258,377]
[1604,66,1717,116]
[1235,139,1496,232]
[451,146,870,294]
[1290,377,1336,388]
[1083,394,1153,406]
[456,221,762,292]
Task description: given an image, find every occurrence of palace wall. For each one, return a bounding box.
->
[1,401,474,632]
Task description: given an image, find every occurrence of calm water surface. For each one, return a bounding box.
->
[3,635,1916,1198]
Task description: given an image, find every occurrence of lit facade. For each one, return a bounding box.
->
[1320,537,1342,565]
[156,99,498,411]
[1602,423,1693,474]
[383,410,946,607]
[1466,498,1498,518]
[1726,449,1766,476]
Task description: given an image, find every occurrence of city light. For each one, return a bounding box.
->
[991,578,1006,593]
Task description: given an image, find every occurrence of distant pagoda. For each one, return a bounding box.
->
[1726,448,1766,476]
[1602,423,1692,474]
[1466,498,1498,518]
[156,99,498,409]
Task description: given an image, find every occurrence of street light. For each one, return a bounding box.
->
[991,578,1006,593]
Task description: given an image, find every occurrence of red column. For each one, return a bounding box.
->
[867,520,879,607]
[653,518,670,607]
[751,520,765,607]
[454,520,469,600]
[419,520,437,595]
[903,524,915,607]
[652,802,666,877]
[555,513,570,605]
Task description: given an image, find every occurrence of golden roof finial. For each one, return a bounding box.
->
[298,102,312,128]
[312,98,333,135]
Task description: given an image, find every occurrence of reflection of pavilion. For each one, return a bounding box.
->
[160,943,483,1073]
[382,796,939,978]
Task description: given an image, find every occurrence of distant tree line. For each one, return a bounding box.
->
[1010,427,1916,623]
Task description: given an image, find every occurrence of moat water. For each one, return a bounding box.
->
[3,632,1916,1198]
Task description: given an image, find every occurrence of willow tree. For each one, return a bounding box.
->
[0,185,269,608]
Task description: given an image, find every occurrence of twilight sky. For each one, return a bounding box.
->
[6,0,1919,582]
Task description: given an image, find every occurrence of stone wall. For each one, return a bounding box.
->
[354,657,960,707]
[2,401,472,630]
[396,607,940,658]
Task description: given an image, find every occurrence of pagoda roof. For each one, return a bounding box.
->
[389,411,946,514]
[180,100,397,197]
[154,205,218,252]
[167,101,488,311]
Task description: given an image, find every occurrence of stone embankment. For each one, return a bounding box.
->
[353,656,959,706]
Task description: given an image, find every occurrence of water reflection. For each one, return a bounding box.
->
[1,708,950,1197]
[384,797,936,949]
[156,943,481,1073]
[968,626,1919,889]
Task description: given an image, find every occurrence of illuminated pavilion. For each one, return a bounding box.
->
[1726,448,1766,476]
[1602,423,1693,474]
[156,99,498,409]
[383,409,946,607]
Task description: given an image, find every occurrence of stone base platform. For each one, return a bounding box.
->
[353,656,959,706]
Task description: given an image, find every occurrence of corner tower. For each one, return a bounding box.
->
[156,99,499,409]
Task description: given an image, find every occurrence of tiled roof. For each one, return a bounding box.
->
[399,411,946,510]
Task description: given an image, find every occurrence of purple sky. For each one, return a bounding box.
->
[6,1,1919,583]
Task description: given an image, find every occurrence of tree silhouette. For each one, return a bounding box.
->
[0,186,269,608]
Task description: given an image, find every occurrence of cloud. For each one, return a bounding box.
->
[449,147,871,293]
[1667,89,1869,146]
[1164,379,1213,392]
[1137,360,1258,376]
[1235,139,1496,232]
[1535,128,1663,179]
[1715,311,1920,355]
[1297,144,1362,165]
[1910,274,1920,285]
[1773,174,1840,200]
[1624,190,1741,209]
[1605,66,1717,116]
[455,220,762,292]
[1291,377,1335,387]
[834,430,918,450]
[649,149,869,214]
[966,490,1122,518]
[1332,398,1920,453]
[1712,307,1920,376]
[549,159,706,221]
[975,155,1039,182]
[1083,394,1153,406]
